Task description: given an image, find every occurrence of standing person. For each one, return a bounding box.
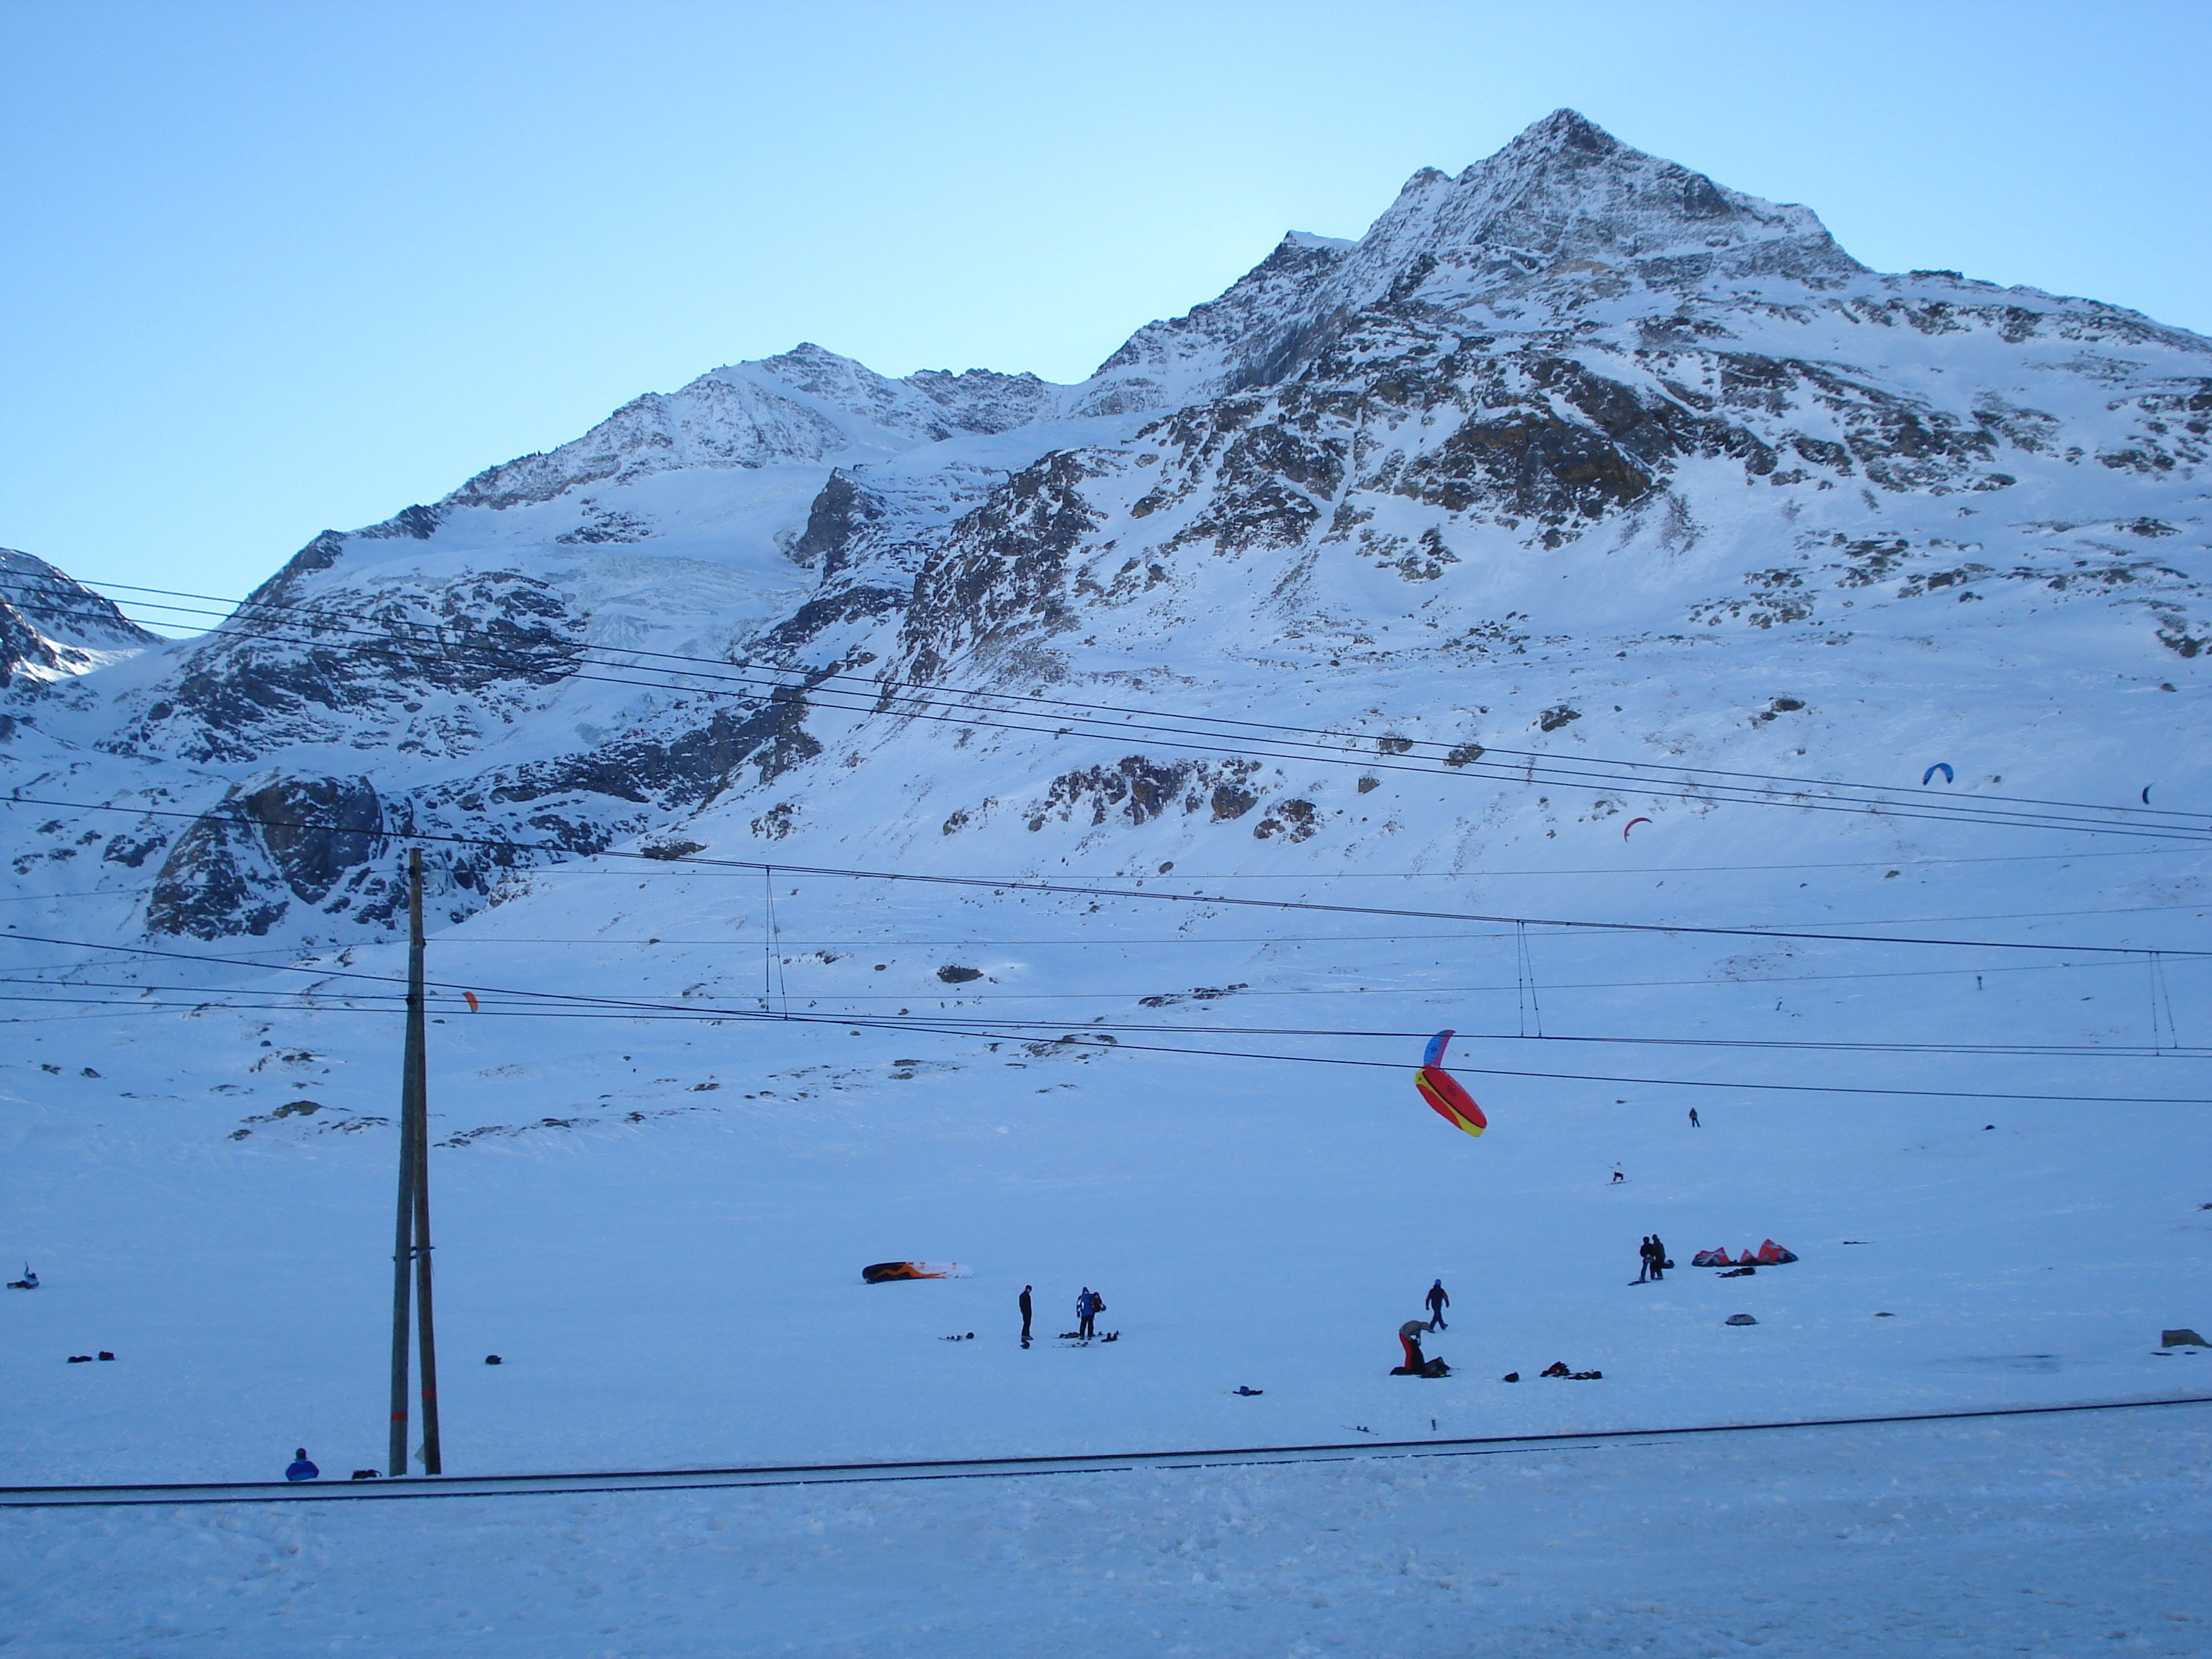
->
[1076,1287,1095,1340]
[1688,1107,1701,1128]
[1019,1285,1033,1348]
[1635,1237,1653,1283]
[1610,1164,1625,1184]
[1650,1235,1667,1281]
[1425,1279,1449,1331]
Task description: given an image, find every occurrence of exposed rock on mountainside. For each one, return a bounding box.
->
[3,110,2208,940]
[0,549,159,688]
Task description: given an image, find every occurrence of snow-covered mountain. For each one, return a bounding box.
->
[3,114,2208,1495]
[0,549,159,692]
[5,109,2206,946]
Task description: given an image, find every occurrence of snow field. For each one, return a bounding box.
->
[4,838,2208,1484]
[4,1404,2208,1657]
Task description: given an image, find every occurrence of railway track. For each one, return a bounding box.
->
[5,1393,2206,1509]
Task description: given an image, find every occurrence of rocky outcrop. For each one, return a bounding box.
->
[897,450,1106,684]
[116,570,584,764]
[147,774,385,938]
[0,549,160,687]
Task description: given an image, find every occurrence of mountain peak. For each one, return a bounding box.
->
[1500,107,1621,163]
[1346,110,1862,305]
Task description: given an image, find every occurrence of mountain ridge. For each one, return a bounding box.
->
[1,108,2206,945]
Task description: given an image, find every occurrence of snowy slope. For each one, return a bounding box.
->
[1,111,2209,1521]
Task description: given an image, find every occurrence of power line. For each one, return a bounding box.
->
[14,570,2208,844]
[11,971,2207,1059]
[283,892,2211,944]
[8,932,2209,1103]
[55,572,2212,824]
[5,793,2200,961]
[8,938,2162,1004]
[0,889,151,907]
[4,991,2206,1100]
[504,844,2202,876]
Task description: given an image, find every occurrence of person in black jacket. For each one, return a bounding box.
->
[1425,1280,1449,1331]
[1650,1236,1667,1281]
[1018,1285,1033,1347]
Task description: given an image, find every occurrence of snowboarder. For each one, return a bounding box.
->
[5,1265,35,1290]
[1610,1164,1624,1184]
[1019,1285,1033,1347]
[284,1448,319,1483]
[1425,1279,1449,1331]
[1688,1107,1700,1128]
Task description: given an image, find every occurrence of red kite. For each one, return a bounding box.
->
[1415,1030,1487,1138]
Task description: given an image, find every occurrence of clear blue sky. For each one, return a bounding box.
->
[4,0,2206,601]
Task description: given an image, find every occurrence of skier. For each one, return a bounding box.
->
[1425,1279,1449,1331]
[1076,1287,1096,1340]
[1019,1285,1033,1347]
[284,1448,320,1483]
[1610,1164,1625,1184]
[1688,1107,1700,1128]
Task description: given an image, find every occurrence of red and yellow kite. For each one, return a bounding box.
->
[1415,1030,1487,1138]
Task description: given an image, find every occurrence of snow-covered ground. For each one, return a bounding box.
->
[4,832,2208,1483]
[6,1404,2208,1656]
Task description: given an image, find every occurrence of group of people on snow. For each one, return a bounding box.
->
[1636,1235,1669,1282]
[1015,1283,1107,1346]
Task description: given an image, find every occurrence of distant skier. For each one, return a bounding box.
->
[1425,1280,1449,1331]
[1019,1285,1033,1347]
[284,1448,319,1483]
[1076,1287,1097,1340]
[1688,1107,1700,1128]
[1610,1164,1625,1184]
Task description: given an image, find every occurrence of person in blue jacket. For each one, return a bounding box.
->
[285,1448,320,1482]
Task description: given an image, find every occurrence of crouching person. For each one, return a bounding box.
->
[1391,1319,1450,1377]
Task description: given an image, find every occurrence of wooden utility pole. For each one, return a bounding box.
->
[386,848,442,1476]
